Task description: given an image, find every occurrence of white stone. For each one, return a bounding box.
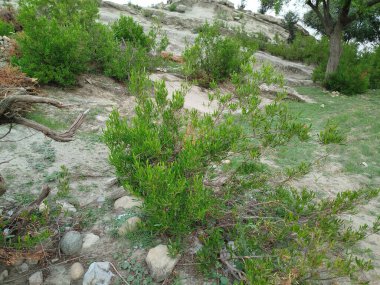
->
[57,201,77,213]
[114,195,143,210]
[221,159,231,164]
[0,270,8,282]
[20,262,29,272]
[70,262,85,280]
[82,233,100,249]
[29,271,43,285]
[118,216,141,235]
[146,244,180,282]
[176,4,187,12]
[83,262,114,285]
[38,203,48,212]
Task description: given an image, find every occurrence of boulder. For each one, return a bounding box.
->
[146,244,180,282]
[60,231,83,255]
[82,233,100,249]
[28,271,43,285]
[114,195,143,210]
[176,4,187,12]
[83,262,114,285]
[118,216,141,235]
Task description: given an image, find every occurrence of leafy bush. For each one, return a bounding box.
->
[168,3,177,12]
[111,15,152,49]
[183,22,252,86]
[14,0,98,86]
[104,59,309,238]
[317,44,370,95]
[319,121,345,144]
[198,186,380,284]
[0,19,13,36]
[366,45,380,89]
[265,33,329,65]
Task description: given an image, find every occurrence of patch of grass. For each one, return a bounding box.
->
[26,112,69,131]
[272,87,380,180]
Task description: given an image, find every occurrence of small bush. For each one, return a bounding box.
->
[318,44,370,95]
[14,0,98,86]
[111,15,152,49]
[319,121,345,144]
[0,19,13,35]
[183,22,252,86]
[366,45,380,89]
[168,3,177,12]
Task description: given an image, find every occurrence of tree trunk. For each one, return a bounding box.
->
[325,24,343,78]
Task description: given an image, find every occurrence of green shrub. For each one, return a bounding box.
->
[319,44,370,95]
[367,45,380,89]
[0,19,13,36]
[319,121,345,144]
[265,33,329,65]
[183,22,252,86]
[111,15,152,49]
[14,0,98,86]
[168,3,177,12]
[104,59,309,238]
[198,187,380,283]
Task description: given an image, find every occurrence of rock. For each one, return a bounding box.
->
[82,233,100,249]
[57,201,77,213]
[221,159,231,164]
[0,270,8,282]
[217,0,235,8]
[114,195,143,210]
[259,83,314,103]
[70,262,85,280]
[83,262,114,285]
[118,216,141,235]
[96,115,108,122]
[19,262,29,272]
[44,265,70,285]
[28,271,43,285]
[176,4,187,12]
[60,231,83,255]
[146,244,180,282]
[38,203,48,212]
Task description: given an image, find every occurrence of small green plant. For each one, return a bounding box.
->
[111,16,152,49]
[183,21,253,86]
[319,121,345,144]
[0,19,13,35]
[57,165,70,198]
[13,0,98,86]
[168,3,177,12]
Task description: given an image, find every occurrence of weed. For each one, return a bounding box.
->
[56,165,70,199]
[168,3,177,12]
[319,121,345,144]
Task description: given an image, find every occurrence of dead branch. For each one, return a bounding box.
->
[9,185,51,224]
[11,109,89,142]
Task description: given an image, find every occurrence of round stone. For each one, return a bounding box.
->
[70,262,85,280]
[60,231,83,255]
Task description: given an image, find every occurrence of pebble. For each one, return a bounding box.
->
[28,271,43,285]
[82,233,100,249]
[146,244,180,282]
[70,262,85,280]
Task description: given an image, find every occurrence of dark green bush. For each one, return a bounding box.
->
[111,15,152,49]
[317,44,370,95]
[183,22,252,86]
[265,33,329,65]
[367,45,380,89]
[14,0,98,86]
[0,19,14,36]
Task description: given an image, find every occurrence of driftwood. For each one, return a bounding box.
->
[0,93,89,142]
